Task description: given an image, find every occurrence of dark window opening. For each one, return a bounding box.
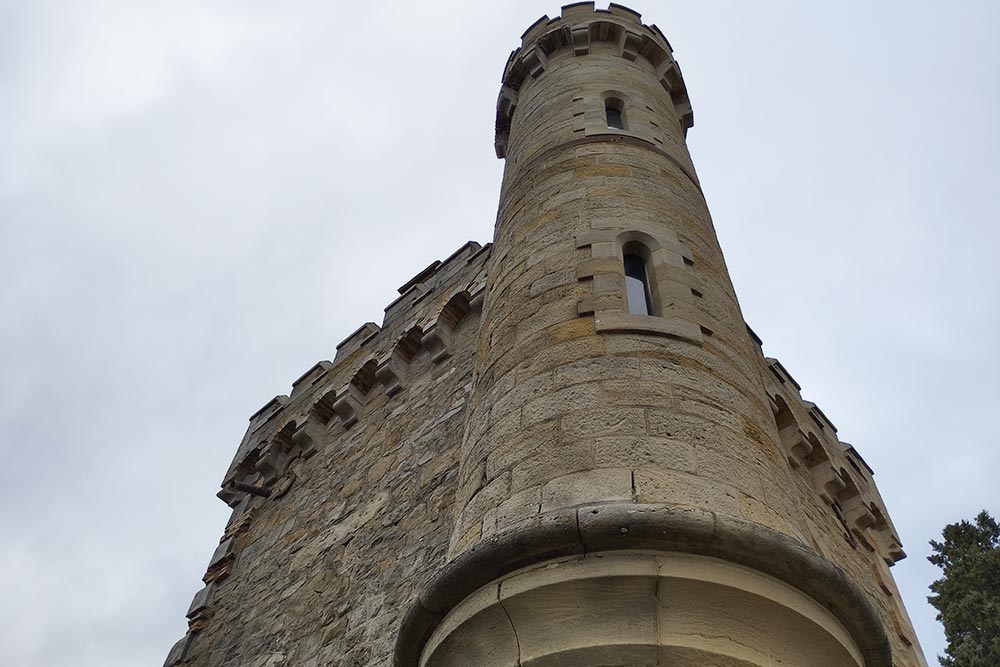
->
[606,100,625,130]
[624,253,652,316]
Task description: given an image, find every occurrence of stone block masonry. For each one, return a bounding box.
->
[166,4,927,667]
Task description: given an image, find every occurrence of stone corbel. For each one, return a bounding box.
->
[332,383,365,428]
[841,495,877,535]
[811,462,846,506]
[256,440,289,486]
[497,86,518,121]
[523,45,547,77]
[291,418,324,459]
[495,132,509,159]
[656,60,682,92]
[468,285,486,313]
[778,424,813,467]
[672,90,694,130]
[375,349,407,397]
[421,319,454,363]
[571,24,591,55]
[216,485,242,507]
[619,29,643,61]
[872,528,906,565]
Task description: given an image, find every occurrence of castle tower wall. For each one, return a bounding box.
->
[449,4,799,556]
[397,5,904,667]
[162,5,928,667]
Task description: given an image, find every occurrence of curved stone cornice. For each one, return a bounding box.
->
[495,2,693,158]
[393,504,892,667]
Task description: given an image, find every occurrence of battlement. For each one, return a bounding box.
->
[752,339,907,568]
[495,2,692,158]
[218,241,491,506]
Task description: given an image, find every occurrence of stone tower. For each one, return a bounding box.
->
[165,5,927,667]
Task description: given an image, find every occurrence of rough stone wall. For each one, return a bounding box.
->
[452,6,812,563]
[163,263,928,667]
[166,243,491,667]
[166,5,927,667]
[446,3,925,665]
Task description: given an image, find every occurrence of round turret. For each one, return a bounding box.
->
[395,4,893,667]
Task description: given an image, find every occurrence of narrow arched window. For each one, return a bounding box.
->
[623,253,652,315]
[605,98,625,130]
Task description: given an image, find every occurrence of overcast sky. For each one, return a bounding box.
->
[1,1,997,665]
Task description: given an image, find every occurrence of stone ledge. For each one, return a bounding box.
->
[507,133,702,195]
[393,503,892,667]
[593,313,704,344]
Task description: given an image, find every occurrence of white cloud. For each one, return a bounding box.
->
[0,0,294,194]
[1,1,997,664]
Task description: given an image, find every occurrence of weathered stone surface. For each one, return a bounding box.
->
[422,551,868,667]
[170,5,926,667]
[540,467,632,512]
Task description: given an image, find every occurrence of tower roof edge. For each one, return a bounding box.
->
[495,3,692,159]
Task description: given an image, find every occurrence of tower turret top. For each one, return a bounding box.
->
[495,2,693,158]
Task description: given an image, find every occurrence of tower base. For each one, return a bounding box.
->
[395,505,891,667]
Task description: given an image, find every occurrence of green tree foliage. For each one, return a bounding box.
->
[927,511,1000,667]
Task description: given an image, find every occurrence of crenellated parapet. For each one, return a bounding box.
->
[217,241,491,509]
[495,2,693,158]
[740,329,922,660]
[166,240,494,665]
[749,342,907,571]
[730,326,927,659]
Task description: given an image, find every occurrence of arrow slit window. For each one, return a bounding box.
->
[623,252,653,316]
[606,97,626,130]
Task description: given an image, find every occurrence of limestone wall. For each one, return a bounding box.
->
[165,242,491,666]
